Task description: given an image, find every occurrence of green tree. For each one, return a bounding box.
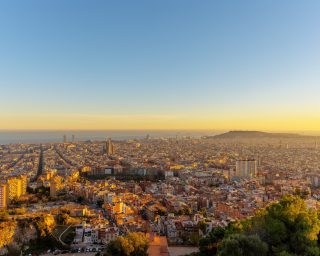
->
[105,232,149,256]
[0,209,9,221]
[199,226,227,255]
[34,214,56,238]
[0,221,16,248]
[198,195,320,256]
[57,213,70,225]
[77,195,84,203]
[252,195,320,255]
[277,252,297,256]
[9,207,26,215]
[97,199,104,208]
[218,234,268,256]
[198,221,207,235]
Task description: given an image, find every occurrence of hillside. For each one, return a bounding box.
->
[211,130,306,139]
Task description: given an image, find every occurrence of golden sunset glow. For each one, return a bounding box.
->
[1,113,320,131]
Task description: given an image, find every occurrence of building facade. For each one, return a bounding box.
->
[0,184,8,209]
[236,159,257,178]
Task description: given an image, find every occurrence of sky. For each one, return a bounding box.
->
[0,0,320,131]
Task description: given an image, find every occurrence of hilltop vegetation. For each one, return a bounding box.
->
[211,131,305,139]
[0,221,16,249]
[104,232,149,256]
[196,195,320,256]
[0,212,58,255]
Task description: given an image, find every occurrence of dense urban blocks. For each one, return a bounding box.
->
[1,134,320,255]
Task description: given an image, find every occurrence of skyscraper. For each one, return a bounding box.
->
[235,159,257,178]
[0,184,7,209]
[106,138,114,156]
[7,177,23,201]
[20,175,27,195]
[50,179,57,197]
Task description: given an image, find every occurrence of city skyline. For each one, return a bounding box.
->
[2,2,320,255]
[1,1,320,131]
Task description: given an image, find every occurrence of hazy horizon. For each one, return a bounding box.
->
[1,129,320,145]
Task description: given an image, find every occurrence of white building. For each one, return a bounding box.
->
[235,159,257,178]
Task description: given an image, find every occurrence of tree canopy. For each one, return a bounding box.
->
[105,232,149,256]
[218,234,268,256]
[0,221,16,249]
[34,214,56,238]
[198,195,320,256]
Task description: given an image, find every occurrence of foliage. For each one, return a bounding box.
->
[199,226,228,255]
[8,207,26,215]
[35,186,50,196]
[0,209,9,221]
[34,214,56,238]
[217,234,268,256]
[105,232,149,256]
[57,213,71,225]
[178,207,192,216]
[0,221,16,248]
[77,195,84,203]
[198,221,207,235]
[250,195,320,255]
[97,199,104,208]
[198,195,320,256]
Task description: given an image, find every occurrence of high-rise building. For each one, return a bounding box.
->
[7,177,23,201]
[72,134,75,143]
[50,179,57,197]
[0,184,8,209]
[106,138,114,156]
[235,159,257,178]
[308,174,320,188]
[20,175,27,195]
[50,176,64,197]
[63,134,67,143]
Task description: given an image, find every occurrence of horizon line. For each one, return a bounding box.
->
[0,128,320,133]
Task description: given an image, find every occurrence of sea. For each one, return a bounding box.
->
[0,130,221,145]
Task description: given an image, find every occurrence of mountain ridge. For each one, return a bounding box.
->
[210,130,310,139]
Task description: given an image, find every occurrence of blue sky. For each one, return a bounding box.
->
[0,1,320,130]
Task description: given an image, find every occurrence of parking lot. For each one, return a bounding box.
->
[40,247,104,255]
[41,253,96,256]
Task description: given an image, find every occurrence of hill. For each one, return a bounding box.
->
[211,130,306,139]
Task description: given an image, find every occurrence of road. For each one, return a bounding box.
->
[32,145,43,181]
[59,224,73,246]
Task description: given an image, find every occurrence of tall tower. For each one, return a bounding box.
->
[7,177,23,201]
[0,184,7,209]
[236,159,257,178]
[106,138,114,156]
[50,179,57,197]
[20,175,27,195]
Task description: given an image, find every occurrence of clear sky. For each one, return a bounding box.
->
[0,0,320,131]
